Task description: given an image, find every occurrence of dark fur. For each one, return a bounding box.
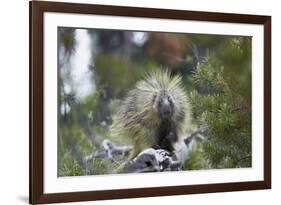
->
[154,119,178,152]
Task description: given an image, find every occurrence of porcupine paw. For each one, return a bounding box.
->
[152,144,161,149]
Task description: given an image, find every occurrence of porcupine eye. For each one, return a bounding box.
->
[167,95,175,106]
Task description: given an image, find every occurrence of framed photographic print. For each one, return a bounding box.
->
[29,0,271,204]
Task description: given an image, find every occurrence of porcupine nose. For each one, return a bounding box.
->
[163,105,171,115]
[161,97,172,118]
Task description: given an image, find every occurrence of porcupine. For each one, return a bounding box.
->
[110,69,190,162]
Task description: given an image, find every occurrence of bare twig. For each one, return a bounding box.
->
[236,155,251,163]
[184,129,205,146]
[84,139,132,163]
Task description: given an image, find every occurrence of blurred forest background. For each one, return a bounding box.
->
[58,27,252,176]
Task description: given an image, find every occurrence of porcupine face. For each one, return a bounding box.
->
[154,93,175,120]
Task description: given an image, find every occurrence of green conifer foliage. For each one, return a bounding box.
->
[189,53,251,168]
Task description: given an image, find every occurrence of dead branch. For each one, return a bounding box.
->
[122,129,205,173]
[84,139,132,163]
